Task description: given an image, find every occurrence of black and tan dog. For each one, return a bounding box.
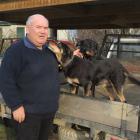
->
[47,39,78,92]
[48,39,140,102]
[63,55,140,102]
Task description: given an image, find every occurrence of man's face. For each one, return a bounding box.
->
[26,16,49,48]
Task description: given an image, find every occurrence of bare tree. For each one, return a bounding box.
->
[77,28,140,47]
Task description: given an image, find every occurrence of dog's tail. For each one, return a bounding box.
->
[123,68,140,85]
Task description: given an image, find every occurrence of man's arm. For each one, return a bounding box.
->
[73,49,83,58]
[0,46,25,122]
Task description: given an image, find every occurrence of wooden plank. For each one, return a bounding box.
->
[0,0,94,12]
[58,94,139,132]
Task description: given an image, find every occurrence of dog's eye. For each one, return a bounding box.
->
[81,48,86,50]
[77,46,80,49]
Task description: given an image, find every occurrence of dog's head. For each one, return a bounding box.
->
[76,39,98,59]
[47,40,63,64]
[58,41,75,64]
[48,40,76,65]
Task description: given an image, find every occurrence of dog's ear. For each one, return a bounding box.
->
[75,38,80,45]
[48,41,62,63]
[48,41,60,53]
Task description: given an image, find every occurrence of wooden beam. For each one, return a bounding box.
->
[0,0,94,12]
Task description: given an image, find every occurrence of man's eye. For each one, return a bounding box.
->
[44,27,48,30]
[36,26,41,29]
[35,26,48,30]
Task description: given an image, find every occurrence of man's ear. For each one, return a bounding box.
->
[25,26,29,34]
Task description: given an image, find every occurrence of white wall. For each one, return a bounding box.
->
[0,25,25,38]
[57,30,77,41]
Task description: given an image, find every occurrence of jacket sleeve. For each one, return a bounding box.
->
[0,46,23,111]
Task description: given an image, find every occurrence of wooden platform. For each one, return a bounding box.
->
[0,91,140,139]
[57,93,139,132]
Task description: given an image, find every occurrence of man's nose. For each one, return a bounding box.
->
[40,29,45,33]
[40,27,47,33]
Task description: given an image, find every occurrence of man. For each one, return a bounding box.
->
[0,14,82,140]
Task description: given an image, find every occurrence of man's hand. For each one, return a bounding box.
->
[73,49,83,58]
[12,106,25,123]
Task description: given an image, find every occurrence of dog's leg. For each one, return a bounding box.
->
[103,83,116,101]
[91,82,96,97]
[115,87,126,103]
[105,85,116,101]
[70,84,79,95]
[111,71,127,102]
[84,82,92,97]
[112,83,127,103]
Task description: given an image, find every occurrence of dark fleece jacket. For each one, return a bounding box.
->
[0,39,60,114]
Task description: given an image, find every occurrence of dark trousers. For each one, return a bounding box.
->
[12,112,55,140]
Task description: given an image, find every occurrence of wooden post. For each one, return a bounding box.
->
[49,28,57,40]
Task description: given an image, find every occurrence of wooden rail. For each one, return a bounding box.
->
[57,94,140,132]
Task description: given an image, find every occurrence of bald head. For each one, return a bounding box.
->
[26,14,49,48]
[26,14,49,26]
